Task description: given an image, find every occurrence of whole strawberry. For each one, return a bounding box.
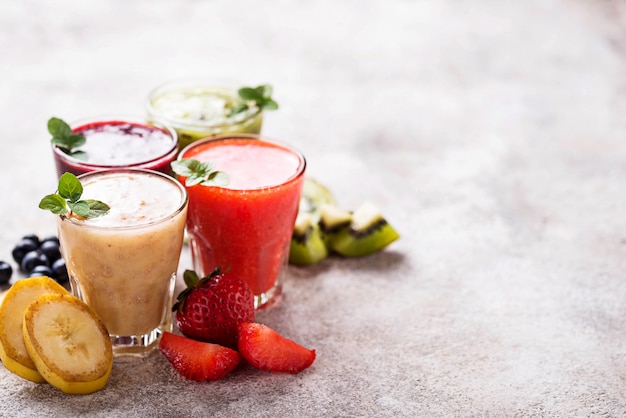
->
[173,268,255,349]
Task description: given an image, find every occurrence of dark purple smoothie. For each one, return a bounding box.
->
[52,118,178,178]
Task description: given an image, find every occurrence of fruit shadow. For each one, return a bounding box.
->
[334,250,407,274]
[288,250,406,278]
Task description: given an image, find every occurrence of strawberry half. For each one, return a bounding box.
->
[174,268,255,349]
[159,331,240,382]
[237,322,316,374]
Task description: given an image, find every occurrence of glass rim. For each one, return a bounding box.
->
[145,79,263,131]
[51,116,179,169]
[58,168,188,230]
[177,134,306,191]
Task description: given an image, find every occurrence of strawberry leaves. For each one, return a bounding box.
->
[172,268,222,312]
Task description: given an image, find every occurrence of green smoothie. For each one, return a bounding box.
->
[146,82,265,150]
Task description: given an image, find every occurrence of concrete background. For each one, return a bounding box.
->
[1,0,625,416]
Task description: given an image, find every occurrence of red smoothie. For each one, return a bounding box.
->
[179,135,306,308]
[52,118,178,178]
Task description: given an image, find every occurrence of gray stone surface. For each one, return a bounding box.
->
[1,0,626,416]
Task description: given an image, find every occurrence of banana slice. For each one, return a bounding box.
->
[0,276,69,383]
[22,293,113,395]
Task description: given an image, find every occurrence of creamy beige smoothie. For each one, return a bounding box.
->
[56,169,188,356]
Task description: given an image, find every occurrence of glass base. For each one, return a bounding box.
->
[254,283,283,310]
[110,327,164,357]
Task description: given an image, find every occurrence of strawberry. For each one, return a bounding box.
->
[159,331,240,382]
[173,268,255,349]
[237,322,316,374]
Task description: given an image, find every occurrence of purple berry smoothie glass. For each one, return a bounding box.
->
[51,117,178,178]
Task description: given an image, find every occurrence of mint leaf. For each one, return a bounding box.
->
[51,134,86,150]
[70,150,88,161]
[48,117,72,138]
[207,171,230,186]
[83,200,110,217]
[171,159,229,187]
[238,87,259,101]
[39,172,110,219]
[48,117,87,155]
[255,84,272,99]
[58,172,83,202]
[185,174,205,187]
[262,99,279,110]
[38,194,68,215]
[228,84,279,117]
[229,103,249,116]
[68,200,90,217]
[69,199,110,218]
[171,159,213,177]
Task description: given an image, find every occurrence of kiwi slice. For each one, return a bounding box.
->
[289,213,328,265]
[329,202,400,257]
[288,178,335,265]
[318,203,352,247]
[298,178,335,221]
[289,179,400,264]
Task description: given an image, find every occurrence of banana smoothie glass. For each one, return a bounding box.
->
[56,169,188,357]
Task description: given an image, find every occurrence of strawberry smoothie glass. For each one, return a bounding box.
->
[56,169,188,356]
[177,134,306,309]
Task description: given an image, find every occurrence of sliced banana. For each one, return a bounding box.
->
[22,293,113,395]
[0,276,69,383]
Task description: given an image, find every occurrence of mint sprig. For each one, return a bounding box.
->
[228,84,279,117]
[48,117,88,160]
[39,172,110,219]
[171,159,230,187]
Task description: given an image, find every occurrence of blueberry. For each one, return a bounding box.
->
[12,239,39,264]
[51,258,69,283]
[39,240,62,263]
[29,264,55,279]
[0,261,12,284]
[21,234,40,247]
[40,235,60,246]
[20,251,48,272]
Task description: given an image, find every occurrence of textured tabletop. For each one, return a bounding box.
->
[1,0,625,416]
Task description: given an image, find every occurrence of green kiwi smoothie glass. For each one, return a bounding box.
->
[146,80,266,150]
